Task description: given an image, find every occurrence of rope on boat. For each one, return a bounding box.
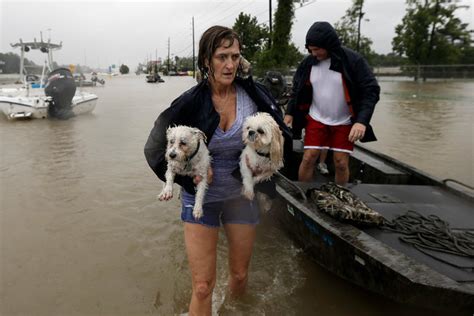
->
[383,210,474,269]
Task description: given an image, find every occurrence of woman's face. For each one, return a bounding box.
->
[208,39,241,86]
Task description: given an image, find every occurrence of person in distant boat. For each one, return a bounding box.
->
[284,21,380,185]
[145,25,291,315]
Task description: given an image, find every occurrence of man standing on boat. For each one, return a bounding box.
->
[284,21,380,185]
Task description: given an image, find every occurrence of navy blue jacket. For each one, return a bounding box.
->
[287,21,380,142]
[144,77,293,194]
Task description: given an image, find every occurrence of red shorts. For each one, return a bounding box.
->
[304,115,353,153]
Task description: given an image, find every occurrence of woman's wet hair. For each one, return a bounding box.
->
[198,25,242,80]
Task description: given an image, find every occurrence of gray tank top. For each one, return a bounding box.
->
[182,85,257,205]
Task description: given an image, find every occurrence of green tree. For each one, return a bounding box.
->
[269,0,295,66]
[372,53,408,67]
[175,56,194,71]
[253,0,303,75]
[460,46,474,64]
[119,64,129,74]
[0,52,37,74]
[233,13,269,63]
[392,0,471,66]
[334,0,374,62]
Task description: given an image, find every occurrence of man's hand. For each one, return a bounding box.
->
[348,123,366,143]
[283,114,293,128]
[193,167,213,185]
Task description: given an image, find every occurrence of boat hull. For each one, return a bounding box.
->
[273,185,474,313]
[0,91,97,120]
[273,141,474,313]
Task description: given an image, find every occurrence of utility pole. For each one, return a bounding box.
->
[192,17,196,79]
[269,0,272,48]
[167,37,170,74]
[356,1,365,52]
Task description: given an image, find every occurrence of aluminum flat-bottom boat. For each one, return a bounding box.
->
[274,140,474,314]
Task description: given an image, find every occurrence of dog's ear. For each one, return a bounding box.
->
[270,122,284,168]
[192,128,207,143]
[166,126,173,139]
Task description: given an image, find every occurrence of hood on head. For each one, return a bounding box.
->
[305,21,341,52]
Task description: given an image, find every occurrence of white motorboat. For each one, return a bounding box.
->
[0,35,98,120]
[0,87,98,120]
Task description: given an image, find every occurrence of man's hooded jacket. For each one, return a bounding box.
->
[287,21,380,142]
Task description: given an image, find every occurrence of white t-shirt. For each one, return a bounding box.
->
[308,58,352,126]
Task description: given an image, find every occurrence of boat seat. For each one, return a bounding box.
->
[292,140,409,184]
[351,148,408,177]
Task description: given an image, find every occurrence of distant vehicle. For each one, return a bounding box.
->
[146,72,164,83]
[259,71,291,115]
[73,72,105,87]
[91,72,105,85]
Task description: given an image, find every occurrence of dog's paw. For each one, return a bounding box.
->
[192,207,203,220]
[242,187,255,200]
[157,187,173,201]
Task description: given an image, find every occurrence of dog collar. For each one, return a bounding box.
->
[186,141,201,163]
[187,141,200,162]
[256,150,270,159]
[184,141,200,172]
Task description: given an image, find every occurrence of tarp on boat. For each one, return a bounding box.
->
[308,183,384,226]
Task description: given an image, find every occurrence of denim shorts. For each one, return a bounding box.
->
[181,197,260,228]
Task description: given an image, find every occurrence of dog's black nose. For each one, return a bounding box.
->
[169,152,177,159]
[248,130,255,137]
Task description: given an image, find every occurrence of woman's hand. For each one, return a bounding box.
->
[283,114,293,128]
[193,167,213,185]
[348,123,366,143]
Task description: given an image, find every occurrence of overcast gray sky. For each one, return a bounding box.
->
[1,0,473,69]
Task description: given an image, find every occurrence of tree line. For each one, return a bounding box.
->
[0,51,98,75]
[2,0,472,75]
[233,0,472,74]
[132,0,473,77]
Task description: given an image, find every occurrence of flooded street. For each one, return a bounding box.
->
[0,75,471,315]
[368,78,474,188]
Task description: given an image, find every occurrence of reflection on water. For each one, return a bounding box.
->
[0,76,470,315]
[367,80,474,187]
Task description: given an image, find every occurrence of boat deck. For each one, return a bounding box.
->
[286,178,474,284]
[350,183,474,283]
[275,141,474,311]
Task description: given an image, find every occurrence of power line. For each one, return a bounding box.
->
[170,0,317,58]
[173,1,261,56]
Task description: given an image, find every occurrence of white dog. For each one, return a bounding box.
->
[240,112,284,201]
[158,125,210,219]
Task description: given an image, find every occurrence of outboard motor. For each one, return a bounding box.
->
[263,71,287,101]
[45,68,76,119]
[262,71,290,115]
